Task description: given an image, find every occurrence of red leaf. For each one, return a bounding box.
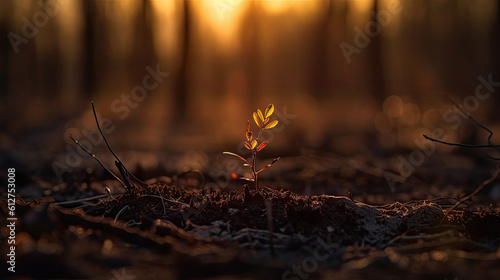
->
[256,141,268,152]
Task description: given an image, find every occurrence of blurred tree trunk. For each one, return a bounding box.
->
[310,0,333,99]
[490,3,500,119]
[83,0,96,97]
[368,0,386,104]
[242,1,260,108]
[0,3,11,131]
[132,0,156,81]
[171,0,190,127]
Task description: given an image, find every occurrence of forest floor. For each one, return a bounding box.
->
[2,141,500,280]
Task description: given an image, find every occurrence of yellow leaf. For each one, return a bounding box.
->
[264,120,278,129]
[251,139,257,149]
[257,109,264,123]
[265,104,274,118]
[253,112,261,128]
[246,120,250,132]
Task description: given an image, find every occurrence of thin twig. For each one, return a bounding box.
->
[91,102,122,173]
[105,187,113,199]
[424,133,500,160]
[449,100,495,147]
[125,220,142,226]
[423,134,500,148]
[137,194,190,207]
[448,165,500,212]
[114,205,130,224]
[160,195,166,216]
[401,229,455,241]
[91,102,145,186]
[70,135,128,191]
[450,101,500,160]
[424,101,500,149]
[51,194,109,205]
[116,161,132,190]
[423,102,500,212]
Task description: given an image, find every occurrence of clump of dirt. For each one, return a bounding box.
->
[446,209,500,245]
[81,183,449,249]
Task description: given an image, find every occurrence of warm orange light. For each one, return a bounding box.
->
[348,0,374,24]
[151,0,180,61]
[260,0,321,15]
[261,0,289,14]
[104,0,141,59]
[352,0,374,12]
[193,0,248,49]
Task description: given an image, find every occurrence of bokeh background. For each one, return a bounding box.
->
[3,3,500,279]
[1,0,500,181]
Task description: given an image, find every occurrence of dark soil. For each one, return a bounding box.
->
[2,148,500,280]
[82,184,449,248]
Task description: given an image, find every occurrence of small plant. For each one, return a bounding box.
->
[224,104,280,190]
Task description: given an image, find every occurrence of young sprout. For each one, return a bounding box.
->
[224,104,280,190]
